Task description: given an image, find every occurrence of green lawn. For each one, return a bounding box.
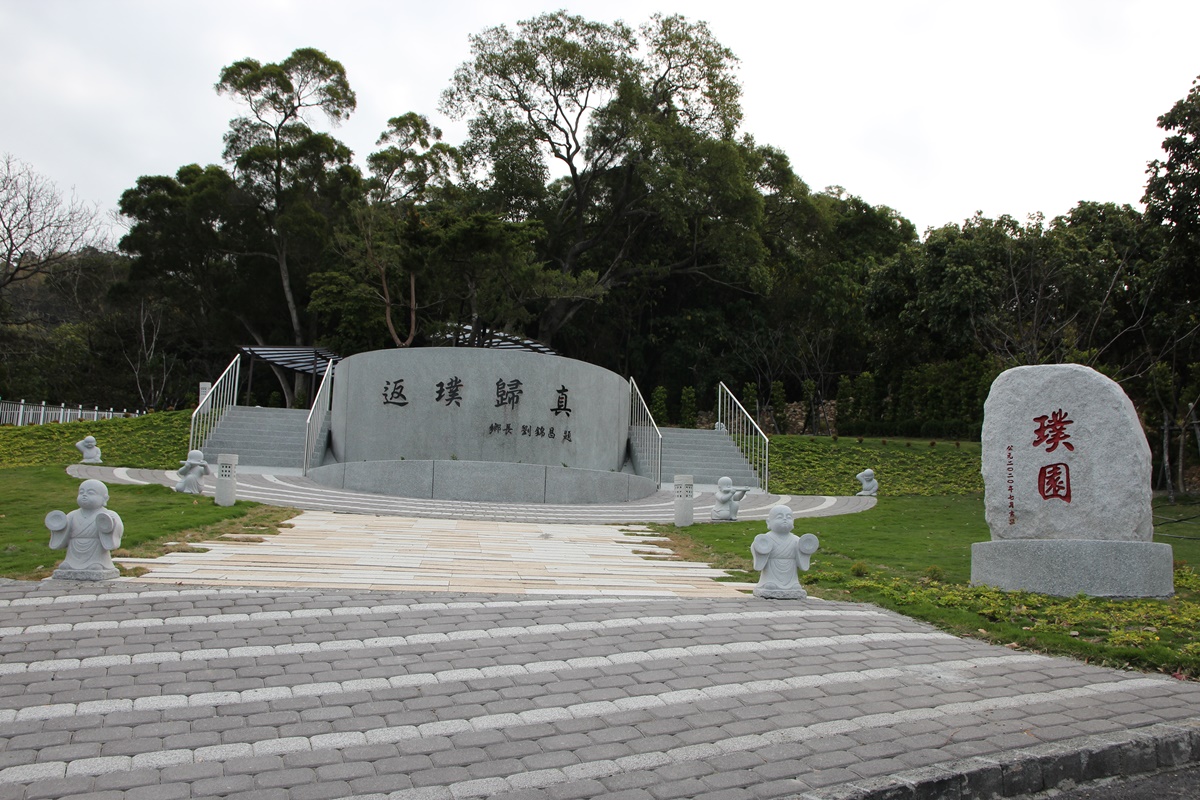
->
[660,490,1200,678]
[0,465,296,580]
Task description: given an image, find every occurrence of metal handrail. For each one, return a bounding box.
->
[716,381,769,489]
[628,378,663,489]
[304,359,335,475]
[189,354,241,453]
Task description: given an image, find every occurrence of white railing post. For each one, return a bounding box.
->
[190,354,242,453]
[717,381,770,490]
[39,401,46,424]
[16,400,25,427]
[628,378,663,490]
[304,360,335,474]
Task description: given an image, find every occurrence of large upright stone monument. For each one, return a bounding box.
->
[308,348,653,504]
[972,364,1173,597]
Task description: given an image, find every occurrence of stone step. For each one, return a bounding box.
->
[201,406,310,468]
[204,434,307,448]
[657,426,761,487]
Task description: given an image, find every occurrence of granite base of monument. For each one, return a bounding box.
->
[971,540,1174,598]
[309,459,656,505]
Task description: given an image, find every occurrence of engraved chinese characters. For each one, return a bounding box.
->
[973,364,1172,598]
[981,365,1152,542]
[319,349,648,504]
[380,374,574,446]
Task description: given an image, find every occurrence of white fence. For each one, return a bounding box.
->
[0,399,141,427]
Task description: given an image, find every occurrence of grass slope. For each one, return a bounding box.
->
[0,411,192,470]
[768,435,983,496]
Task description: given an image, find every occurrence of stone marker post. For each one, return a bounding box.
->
[215,453,238,507]
[973,364,1173,597]
[674,475,694,527]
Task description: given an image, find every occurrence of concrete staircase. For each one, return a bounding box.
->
[658,428,761,488]
[201,406,310,469]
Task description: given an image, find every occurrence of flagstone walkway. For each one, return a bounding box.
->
[112,511,751,597]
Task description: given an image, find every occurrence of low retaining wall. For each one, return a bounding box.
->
[309,459,657,505]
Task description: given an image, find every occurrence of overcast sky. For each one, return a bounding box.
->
[4,0,1199,238]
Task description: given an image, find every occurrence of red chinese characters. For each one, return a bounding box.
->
[1032,409,1074,453]
[1038,463,1071,502]
[1031,409,1075,503]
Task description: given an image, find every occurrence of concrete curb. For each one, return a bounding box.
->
[799,717,1200,799]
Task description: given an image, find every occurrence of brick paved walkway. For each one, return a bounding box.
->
[2,580,1200,800]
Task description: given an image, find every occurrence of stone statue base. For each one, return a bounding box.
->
[971,540,1174,598]
[51,566,119,581]
[753,587,808,600]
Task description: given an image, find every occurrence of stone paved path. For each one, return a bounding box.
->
[2,580,1200,800]
[69,466,875,525]
[113,512,750,597]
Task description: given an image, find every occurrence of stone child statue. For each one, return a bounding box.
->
[855,468,878,496]
[45,479,124,580]
[175,449,212,494]
[751,505,820,599]
[75,436,102,464]
[711,476,750,521]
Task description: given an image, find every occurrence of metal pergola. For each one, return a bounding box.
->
[239,346,341,408]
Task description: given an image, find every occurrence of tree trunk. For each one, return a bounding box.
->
[1163,408,1175,503]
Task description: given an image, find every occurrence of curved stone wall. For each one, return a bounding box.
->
[320,349,648,503]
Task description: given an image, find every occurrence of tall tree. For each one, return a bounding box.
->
[320,113,460,349]
[442,12,745,345]
[215,47,358,347]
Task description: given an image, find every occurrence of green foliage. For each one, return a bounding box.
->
[741,382,758,417]
[0,411,191,470]
[768,435,983,496]
[678,386,697,429]
[770,380,788,434]
[849,562,869,577]
[650,385,670,426]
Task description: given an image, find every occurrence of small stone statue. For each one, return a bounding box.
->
[855,468,878,496]
[751,505,819,599]
[174,449,211,494]
[75,436,102,464]
[711,477,749,521]
[45,479,124,580]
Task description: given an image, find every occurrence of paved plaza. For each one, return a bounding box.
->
[3,581,1200,800]
[2,466,1193,799]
